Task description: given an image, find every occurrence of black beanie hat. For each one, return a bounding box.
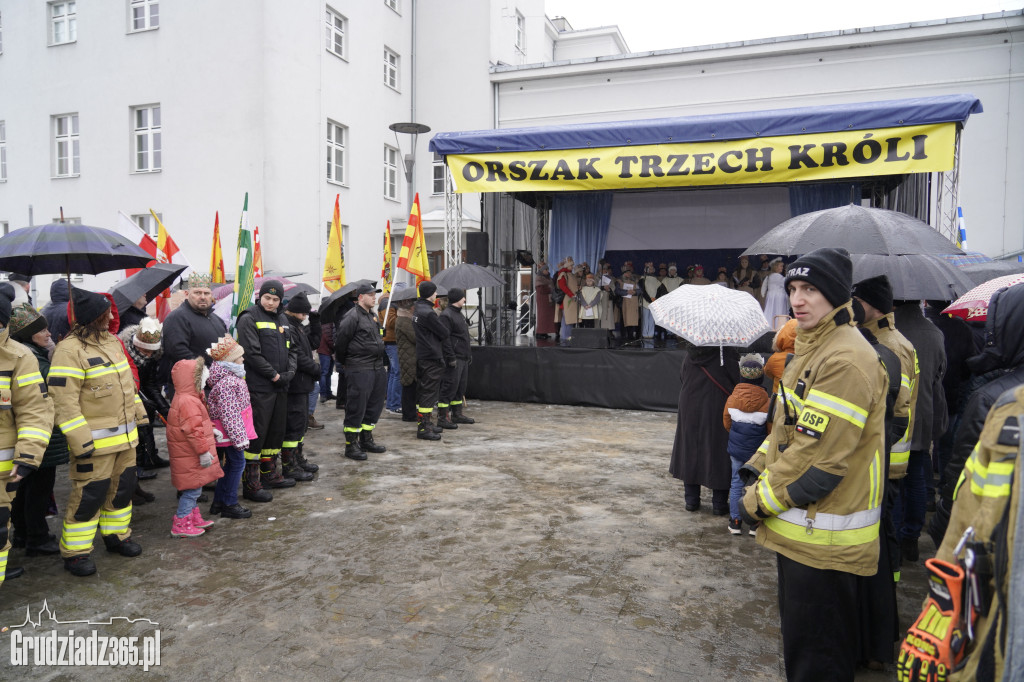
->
[0,283,14,328]
[783,247,852,309]
[852,275,894,315]
[419,281,437,299]
[259,279,284,299]
[447,287,466,305]
[286,291,311,314]
[72,288,111,326]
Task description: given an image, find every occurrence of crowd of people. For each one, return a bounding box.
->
[534,253,789,342]
[0,271,478,582]
[668,247,1024,680]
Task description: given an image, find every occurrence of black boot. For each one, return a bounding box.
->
[103,534,142,557]
[64,555,97,577]
[281,448,314,482]
[345,435,367,460]
[138,424,169,469]
[452,403,475,424]
[436,407,458,430]
[242,461,273,503]
[294,444,319,472]
[359,430,386,454]
[260,454,296,488]
[417,412,441,441]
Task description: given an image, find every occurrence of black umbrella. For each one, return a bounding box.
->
[958,260,1024,286]
[318,279,376,322]
[850,254,975,302]
[109,262,188,312]
[742,205,966,257]
[389,282,447,303]
[431,263,503,290]
[0,223,155,275]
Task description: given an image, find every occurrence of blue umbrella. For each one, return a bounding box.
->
[0,223,155,276]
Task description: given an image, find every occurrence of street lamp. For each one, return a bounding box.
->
[389,121,431,214]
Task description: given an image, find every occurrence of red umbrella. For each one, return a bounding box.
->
[942,274,1024,322]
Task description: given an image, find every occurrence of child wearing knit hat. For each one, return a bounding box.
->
[205,335,256,517]
[723,353,770,536]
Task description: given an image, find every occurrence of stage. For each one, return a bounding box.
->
[468,336,686,412]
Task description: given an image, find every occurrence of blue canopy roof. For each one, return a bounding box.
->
[429,94,982,156]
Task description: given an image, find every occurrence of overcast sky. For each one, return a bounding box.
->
[543,0,1022,52]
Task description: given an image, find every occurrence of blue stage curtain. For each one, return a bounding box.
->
[788,183,861,216]
[550,192,613,269]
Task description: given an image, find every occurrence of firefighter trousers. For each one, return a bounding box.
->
[245,391,287,466]
[283,392,310,449]
[343,368,386,438]
[60,447,137,559]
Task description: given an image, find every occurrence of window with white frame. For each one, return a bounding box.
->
[49,1,77,45]
[129,0,159,32]
[132,105,161,172]
[384,146,399,201]
[432,155,447,195]
[0,121,6,182]
[326,120,346,184]
[384,0,400,13]
[383,47,399,90]
[132,212,161,239]
[0,223,8,237]
[515,11,525,52]
[325,7,346,59]
[53,113,79,177]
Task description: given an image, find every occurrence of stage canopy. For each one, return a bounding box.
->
[429,95,982,193]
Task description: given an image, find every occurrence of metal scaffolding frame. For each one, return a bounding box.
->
[443,166,463,269]
[934,127,963,245]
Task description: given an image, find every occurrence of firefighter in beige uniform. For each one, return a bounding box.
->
[48,290,148,577]
[739,248,888,682]
[0,285,54,585]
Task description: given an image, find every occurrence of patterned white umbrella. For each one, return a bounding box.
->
[651,284,771,347]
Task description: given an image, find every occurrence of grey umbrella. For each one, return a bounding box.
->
[958,260,1024,286]
[742,205,966,257]
[318,279,376,322]
[850,254,975,301]
[431,263,503,290]
[390,282,447,302]
[109,262,189,312]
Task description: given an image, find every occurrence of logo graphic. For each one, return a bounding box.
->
[7,601,161,671]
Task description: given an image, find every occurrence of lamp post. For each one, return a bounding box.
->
[389,122,431,287]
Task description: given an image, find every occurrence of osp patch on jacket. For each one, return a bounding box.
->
[795,408,830,439]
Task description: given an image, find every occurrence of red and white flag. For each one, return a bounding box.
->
[116,211,159,276]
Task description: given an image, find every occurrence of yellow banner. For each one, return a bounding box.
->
[446,123,956,193]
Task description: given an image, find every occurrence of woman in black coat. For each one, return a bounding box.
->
[668,345,742,514]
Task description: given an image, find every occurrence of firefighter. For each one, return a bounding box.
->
[439,287,475,426]
[334,283,387,460]
[236,280,297,501]
[412,282,450,441]
[281,292,318,481]
[739,248,888,682]
[50,289,148,577]
[0,286,54,585]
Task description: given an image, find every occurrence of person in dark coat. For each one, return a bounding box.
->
[439,288,475,426]
[412,282,451,440]
[334,283,388,459]
[534,263,557,338]
[395,300,418,423]
[40,279,73,343]
[116,294,148,333]
[929,283,1024,547]
[8,305,67,556]
[281,292,319,481]
[160,274,227,398]
[305,310,325,429]
[669,345,742,513]
[330,297,355,410]
[891,301,946,563]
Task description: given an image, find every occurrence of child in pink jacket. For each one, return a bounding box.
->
[167,358,224,537]
[206,336,258,518]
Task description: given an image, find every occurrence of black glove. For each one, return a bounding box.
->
[738,503,761,528]
[15,463,35,479]
[738,463,761,487]
[448,360,457,368]
[277,371,295,386]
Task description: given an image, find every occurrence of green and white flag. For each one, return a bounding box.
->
[229,193,255,335]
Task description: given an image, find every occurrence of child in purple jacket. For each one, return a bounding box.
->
[206,336,258,518]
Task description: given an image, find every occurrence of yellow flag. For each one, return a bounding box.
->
[322,194,346,292]
[210,212,226,283]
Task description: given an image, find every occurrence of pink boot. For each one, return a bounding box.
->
[170,514,204,538]
[191,507,215,529]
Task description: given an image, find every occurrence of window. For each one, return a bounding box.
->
[325,7,346,59]
[132,213,161,239]
[515,11,525,52]
[384,146,399,201]
[326,120,346,184]
[130,0,159,32]
[384,47,399,90]
[0,223,8,237]
[49,1,77,45]
[53,113,80,177]
[384,0,400,13]
[432,155,447,195]
[132,105,161,172]
[0,121,6,182]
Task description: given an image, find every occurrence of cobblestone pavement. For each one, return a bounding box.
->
[1,401,926,680]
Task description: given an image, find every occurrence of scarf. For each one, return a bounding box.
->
[217,360,246,378]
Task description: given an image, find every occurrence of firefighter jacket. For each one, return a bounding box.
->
[0,329,54,474]
[413,299,450,363]
[334,305,386,371]
[439,305,472,361]
[741,302,888,576]
[48,329,148,458]
[236,303,297,394]
[285,313,321,394]
[933,384,1022,681]
[862,312,919,478]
